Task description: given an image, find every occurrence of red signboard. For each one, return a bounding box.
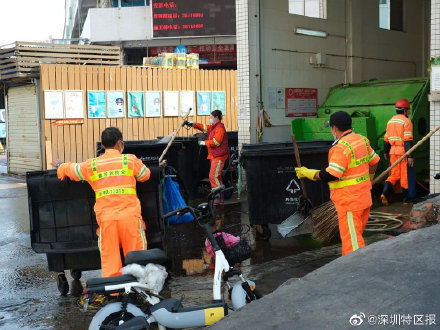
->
[149,44,236,56]
[285,88,318,117]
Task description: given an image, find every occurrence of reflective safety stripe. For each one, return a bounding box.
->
[74,163,85,181]
[136,165,148,180]
[339,139,369,169]
[96,187,137,199]
[369,150,377,161]
[347,212,359,252]
[404,132,413,136]
[139,219,147,250]
[90,154,133,182]
[203,124,207,132]
[214,160,222,189]
[388,136,404,141]
[97,228,102,253]
[328,173,370,189]
[389,119,406,125]
[213,138,221,147]
[329,162,345,174]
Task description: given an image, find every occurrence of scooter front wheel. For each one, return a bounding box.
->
[88,302,147,330]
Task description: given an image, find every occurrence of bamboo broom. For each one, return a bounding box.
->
[312,123,440,242]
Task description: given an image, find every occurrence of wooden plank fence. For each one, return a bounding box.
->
[40,64,237,167]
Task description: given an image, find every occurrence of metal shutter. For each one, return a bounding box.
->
[7,84,42,174]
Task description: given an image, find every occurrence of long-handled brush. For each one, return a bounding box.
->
[312,123,440,242]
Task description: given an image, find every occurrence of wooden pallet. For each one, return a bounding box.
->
[0,41,121,81]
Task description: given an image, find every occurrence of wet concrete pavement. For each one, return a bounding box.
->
[0,172,398,329]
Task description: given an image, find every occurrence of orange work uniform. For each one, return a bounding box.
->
[325,130,380,256]
[383,114,413,189]
[194,122,229,190]
[57,149,150,277]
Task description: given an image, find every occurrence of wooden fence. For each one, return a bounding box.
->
[0,42,120,80]
[40,64,237,167]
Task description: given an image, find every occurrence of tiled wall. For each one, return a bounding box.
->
[431,0,440,192]
[236,0,251,146]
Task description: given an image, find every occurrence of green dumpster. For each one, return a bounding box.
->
[291,78,430,180]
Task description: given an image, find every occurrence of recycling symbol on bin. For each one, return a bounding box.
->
[283,179,301,204]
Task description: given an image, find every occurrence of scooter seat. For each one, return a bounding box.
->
[86,274,137,289]
[124,248,168,266]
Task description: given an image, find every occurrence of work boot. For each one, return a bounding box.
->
[402,189,412,205]
[381,181,393,206]
[77,293,107,310]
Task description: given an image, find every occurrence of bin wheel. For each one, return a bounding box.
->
[70,269,82,281]
[57,273,69,296]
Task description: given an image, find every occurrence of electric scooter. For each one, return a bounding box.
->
[87,186,261,330]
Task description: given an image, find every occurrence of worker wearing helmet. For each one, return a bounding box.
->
[52,127,150,278]
[295,111,380,256]
[381,98,413,205]
[184,110,229,202]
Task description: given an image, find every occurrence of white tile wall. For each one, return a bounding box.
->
[431,0,440,192]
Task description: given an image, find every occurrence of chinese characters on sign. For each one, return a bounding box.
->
[152,0,236,38]
[285,88,318,117]
[349,313,436,327]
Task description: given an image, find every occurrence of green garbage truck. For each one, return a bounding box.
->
[291,78,430,182]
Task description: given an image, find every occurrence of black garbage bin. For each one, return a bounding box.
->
[98,138,199,198]
[240,141,332,225]
[26,166,164,295]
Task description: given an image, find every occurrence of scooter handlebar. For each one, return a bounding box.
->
[163,206,196,220]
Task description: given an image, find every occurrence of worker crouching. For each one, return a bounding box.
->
[295,111,380,256]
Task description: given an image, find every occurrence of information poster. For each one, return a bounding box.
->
[180,91,195,116]
[268,87,286,109]
[164,91,179,117]
[88,91,106,118]
[64,90,84,119]
[0,123,5,138]
[285,88,318,117]
[128,91,145,118]
[145,91,162,117]
[212,91,226,114]
[431,65,440,92]
[44,90,64,119]
[107,91,125,118]
[197,91,211,115]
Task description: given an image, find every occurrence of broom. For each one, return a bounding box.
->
[312,123,440,242]
[158,108,191,166]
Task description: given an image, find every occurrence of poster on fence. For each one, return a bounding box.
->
[44,90,64,119]
[180,91,195,116]
[145,91,162,117]
[88,91,106,118]
[107,91,125,118]
[128,91,145,118]
[212,91,226,114]
[164,91,179,117]
[64,90,84,119]
[197,91,211,115]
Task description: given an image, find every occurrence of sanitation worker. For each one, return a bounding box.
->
[184,110,229,203]
[295,111,380,256]
[52,127,150,278]
[381,98,414,205]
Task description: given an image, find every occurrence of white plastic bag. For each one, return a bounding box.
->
[121,263,168,304]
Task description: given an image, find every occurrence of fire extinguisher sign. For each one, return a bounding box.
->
[285,88,318,117]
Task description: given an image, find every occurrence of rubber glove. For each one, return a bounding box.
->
[295,167,319,181]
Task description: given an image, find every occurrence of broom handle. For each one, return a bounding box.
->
[292,134,308,198]
[372,123,440,184]
[158,109,191,165]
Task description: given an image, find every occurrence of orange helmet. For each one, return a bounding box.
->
[395,98,410,110]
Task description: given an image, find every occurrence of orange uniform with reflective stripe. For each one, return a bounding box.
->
[383,114,413,189]
[194,122,228,190]
[57,149,150,277]
[325,130,380,256]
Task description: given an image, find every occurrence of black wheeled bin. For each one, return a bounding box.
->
[27,166,164,294]
[98,138,199,198]
[240,141,332,225]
